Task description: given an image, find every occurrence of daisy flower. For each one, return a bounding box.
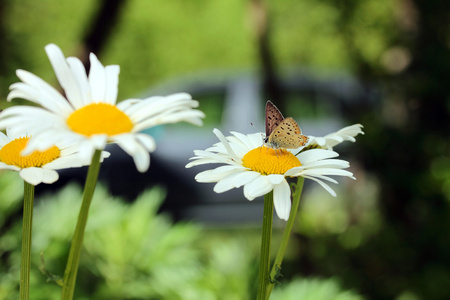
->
[186,129,355,221]
[0,43,204,172]
[0,128,107,185]
[307,124,364,150]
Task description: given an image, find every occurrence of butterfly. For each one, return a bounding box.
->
[264,100,309,150]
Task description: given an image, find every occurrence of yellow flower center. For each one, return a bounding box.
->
[242,147,301,175]
[0,137,60,168]
[67,103,133,136]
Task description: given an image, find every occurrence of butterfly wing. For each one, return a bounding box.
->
[268,117,309,149]
[265,101,284,137]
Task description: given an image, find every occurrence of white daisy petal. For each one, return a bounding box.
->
[88,53,107,103]
[91,135,108,150]
[19,168,59,185]
[43,156,81,169]
[301,158,350,169]
[0,106,63,132]
[214,170,249,193]
[125,93,198,123]
[244,176,274,200]
[186,156,229,168]
[154,111,205,125]
[186,150,240,167]
[133,110,205,131]
[7,82,36,102]
[77,140,96,163]
[12,70,74,114]
[45,44,82,104]
[213,128,239,161]
[231,131,258,149]
[114,134,139,155]
[100,151,111,162]
[104,65,120,104]
[115,136,150,172]
[116,98,140,111]
[267,174,285,185]
[228,132,261,157]
[212,164,244,173]
[6,127,29,140]
[303,175,337,196]
[130,143,150,173]
[302,168,354,178]
[195,169,239,183]
[134,133,156,152]
[23,130,64,154]
[230,170,261,188]
[297,149,339,164]
[66,57,91,108]
[0,162,20,171]
[301,173,339,184]
[122,96,165,119]
[273,180,291,221]
[0,131,10,146]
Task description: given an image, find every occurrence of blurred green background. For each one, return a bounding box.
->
[0,0,449,299]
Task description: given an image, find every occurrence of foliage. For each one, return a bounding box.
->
[0,171,23,227]
[271,277,363,300]
[0,183,247,299]
[0,176,364,299]
[0,0,395,105]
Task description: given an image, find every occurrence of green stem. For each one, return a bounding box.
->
[256,191,274,300]
[20,182,35,300]
[266,177,304,299]
[61,150,102,300]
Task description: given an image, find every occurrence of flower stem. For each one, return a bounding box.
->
[256,191,274,300]
[266,177,304,298]
[61,149,102,300]
[20,182,35,300]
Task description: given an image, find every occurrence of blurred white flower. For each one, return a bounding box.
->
[0,44,204,172]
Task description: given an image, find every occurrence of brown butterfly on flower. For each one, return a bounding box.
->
[264,100,309,150]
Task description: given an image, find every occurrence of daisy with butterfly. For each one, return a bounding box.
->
[186,100,364,299]
[187,100,361,220]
